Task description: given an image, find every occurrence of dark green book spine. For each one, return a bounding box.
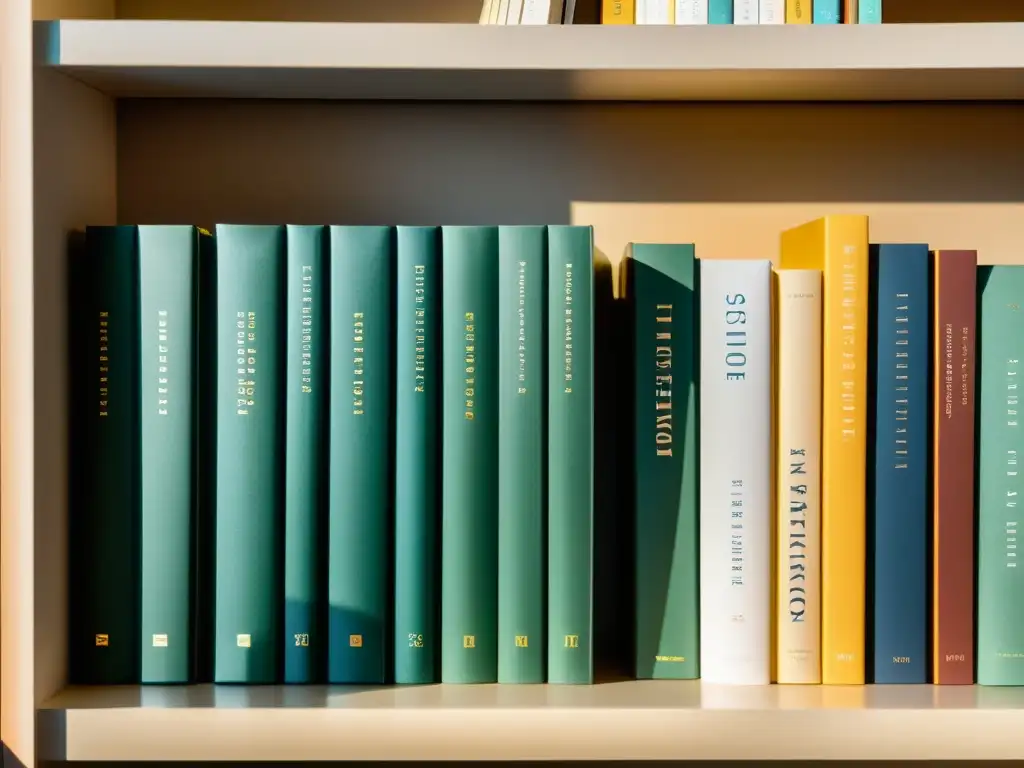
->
[328,226,394,684]
[213,224,285,684]
[69,226,140,684]
[138,226,201,684]
[394,226,441,684]
[441,226,500,683]
[628,244,700,680]
[283,225,328,683]
[497,226,547,683]
[547,225,594,685]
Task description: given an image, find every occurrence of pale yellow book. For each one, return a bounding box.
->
[774,269,823,685]
[602,0,636,23]
[786,0,811,22]
[779,215,869,686]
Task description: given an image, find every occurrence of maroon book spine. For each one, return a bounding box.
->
[932,249,977,685]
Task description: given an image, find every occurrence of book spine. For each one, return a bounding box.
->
[870,244,929,684]
[394,227,441,685]
[630,244,700,681]
[212,224,285,684]
[813,0,840,22]
[283,225,327,683]
[69,226,140,685]
[775,269,822,685]
[643,0,672,22]
[441,226,500,683]
[734,0,758,23]
[602,0,635,22]
[977,265,1024,686]
[859,0,880,22]
[843,0,857,21]
[507,0,525,22]
[932,250,977,685]
[709,0,733,22]
[699,259,773,685]
[138,226,198,684]
[785,0,810,22]
[547,225,595,684]
[327,226,394,684]
[675,0,708,22]
[497,226,547,684]
[759,0,784,22]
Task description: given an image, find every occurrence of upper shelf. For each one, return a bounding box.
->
[37,20,1024,102]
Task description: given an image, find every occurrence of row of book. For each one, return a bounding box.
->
[600,0,882,24]
[69,218,1023,688]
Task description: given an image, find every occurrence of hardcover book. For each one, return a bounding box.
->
[699,258,773,685]
[328,226,395,684]
[869,244,929,684]
[932,249,977,685]
[625,243,700,681]
[774,268,822,685]
[734,0,758,23]
[709,0,733,22]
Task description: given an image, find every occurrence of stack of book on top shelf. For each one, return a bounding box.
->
[600,0,881,24]
[68,216,1023,689]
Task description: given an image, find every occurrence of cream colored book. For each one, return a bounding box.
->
[480,0,493,23]
[774,268,822,685]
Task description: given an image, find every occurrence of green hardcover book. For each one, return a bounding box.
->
[283,225,328,683]
[977,265,1024,686]
[547,225,594,685]
[394,226,441,684]
[69,226,140,684]
[625,244,700,680]
[328,226,394,684]
[497,226,547,684]
[441,226,500,684]
[213,224,285,684]
[139,225,206,684]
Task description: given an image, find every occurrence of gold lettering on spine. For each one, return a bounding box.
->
[563,264,574,394]
[654,303,673,457]
[157,309,170,416]
[414,265,426,393]
[353,312,365,415]
[464,312,476,419]
[99,311,110,416]
[236,311,256,416]
[839,246,859,441]
[301,265,314,394]
[517,261,528,395]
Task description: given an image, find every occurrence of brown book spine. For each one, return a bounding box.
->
[932,249,977,685]
[843,0,857,22]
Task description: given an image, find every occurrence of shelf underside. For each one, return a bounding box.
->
[39,21,1024,101]
[38,682,1024,761]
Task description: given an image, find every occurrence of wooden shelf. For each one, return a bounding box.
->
[37,682,1024,761]
[38,20,1024,101]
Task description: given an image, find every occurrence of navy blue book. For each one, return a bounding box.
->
[868,244,930,684]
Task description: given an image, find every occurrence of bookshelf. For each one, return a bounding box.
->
[4,0,1024,764]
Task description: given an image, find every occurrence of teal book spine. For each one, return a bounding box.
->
[213,224,285,684]
[977,266,1024,686]
[628,244,700,681]
[547,225,594,685]
[441,226,500,684]
[709,0,734,22]
[814,0,840,22]
[328,226,394,684]
[859,0,881,23]
[497,226,547,684]
[394,226,441,685]
[283,225,328,683]
[138,226,202,684]
[69,226,140,684]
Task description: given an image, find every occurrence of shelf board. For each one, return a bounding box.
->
[38,681,1024,761]
[37,20,1024,101]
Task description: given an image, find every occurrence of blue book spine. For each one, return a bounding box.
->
[813,0,840,23]
[859,0,882,23]
[870,244,929,684]
[709,0,733,22]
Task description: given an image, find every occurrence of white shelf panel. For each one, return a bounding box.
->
[38,20,1024,101]
[37,682,1024,761]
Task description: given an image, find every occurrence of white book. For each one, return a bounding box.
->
[479,0,493,23]
[497,0,511,23]
[775,269,822,685]
[521,0,565,23]
[507,0,525,22]
[699,259,773,686]
[643,0,673,23]
[734,0,758,23]
[675,0,708,23]
[759,0,784,23]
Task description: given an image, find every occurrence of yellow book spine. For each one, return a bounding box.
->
[602,0,636,23]
[786,0,811,22]
[775,269,823,684]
